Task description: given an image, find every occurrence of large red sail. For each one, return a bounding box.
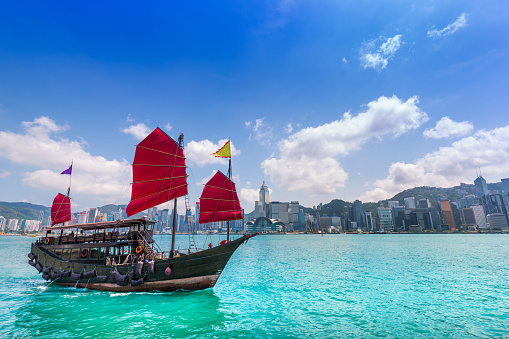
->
[51,193,71,226]
[199,171,243,224]
[126,127,188,217]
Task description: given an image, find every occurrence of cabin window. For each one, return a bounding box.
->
[99,247,107,258]
[121,245,130,255]
[70,248,80,259]
[54,248,63,257]
[90,248,99,259]
[62,248,70,260]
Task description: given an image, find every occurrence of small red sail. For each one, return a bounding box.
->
[51,193,71,226]
[199,171,243,224]
[126,127,188,217]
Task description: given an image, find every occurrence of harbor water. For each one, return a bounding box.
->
[1,234,509,338]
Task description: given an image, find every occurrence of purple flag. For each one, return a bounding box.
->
[60,164,72,175]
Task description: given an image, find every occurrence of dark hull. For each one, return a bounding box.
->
[30,235,251,292]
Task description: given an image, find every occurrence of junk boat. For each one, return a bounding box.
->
[28,127,257,292]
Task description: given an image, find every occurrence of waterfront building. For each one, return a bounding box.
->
[487,213,509,231]
[378,207,394,231]
[471,204,487,229]
[24,220,41,233]
[404,197,416,209]
[352,200,364,229]
[7,219,19,231]
[408,209,435,230]
[268,201,300,231]
[489,194,509,225]
[460,208,477,231]
[364,211,374,231]
[245,217,284,233]
[440,200,457,231]
[393,206,405,231]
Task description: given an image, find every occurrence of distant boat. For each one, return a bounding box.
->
[28,127,257,292]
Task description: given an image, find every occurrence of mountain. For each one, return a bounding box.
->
[0,201,50,221]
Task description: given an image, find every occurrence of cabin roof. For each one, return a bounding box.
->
[47,218,156,231]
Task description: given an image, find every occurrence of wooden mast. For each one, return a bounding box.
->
[171,133,184,257]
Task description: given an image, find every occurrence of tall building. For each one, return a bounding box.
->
[474,175,489,198]
[404,197,416,209]
[88,208,98,223]
[440,200,457,231]
[471,204,487,229]
[352,200,364,229]
[378,207,394,231]
[364,212,374,231]
[259,181,269,217]
[460,208,476,231]
[502,178,509,197]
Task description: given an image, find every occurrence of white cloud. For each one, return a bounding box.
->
[360,34,403,71]
[428,13,467,38]
[121,123,151,141]
[342,57,348,64]
[262,95,428,194]
[164,123,173,132]
[0,117,131,203]
[239,187,259,207]
[245,117,274,145]
[126,114,135,123]
[0,170,11,178]
[186,139,240,167]
[423,116,474,139]
[360,125,509,202]
[285,123,293,134]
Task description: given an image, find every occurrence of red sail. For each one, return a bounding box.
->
[199,171,243,224]
[51,193,71,226]
[126,127,188,217]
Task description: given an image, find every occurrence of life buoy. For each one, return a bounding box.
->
[136,246,143,254]
[81,249,88,258]
[44,238,50,244]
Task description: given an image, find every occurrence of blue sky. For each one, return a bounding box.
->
[1,1,508,214]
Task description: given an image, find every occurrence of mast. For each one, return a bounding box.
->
[170,134,184,258]
[227,158,231,242]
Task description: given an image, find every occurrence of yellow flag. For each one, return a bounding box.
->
[212,140,231,158]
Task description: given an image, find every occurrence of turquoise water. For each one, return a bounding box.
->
[2,234,509,338]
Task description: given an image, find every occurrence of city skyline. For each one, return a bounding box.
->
[1,2,509,213]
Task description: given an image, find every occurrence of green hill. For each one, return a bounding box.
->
[0,201,50,221]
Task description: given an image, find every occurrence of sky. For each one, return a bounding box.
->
[1,1,509,215]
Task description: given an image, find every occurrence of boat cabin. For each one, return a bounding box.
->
[38,219,163,266]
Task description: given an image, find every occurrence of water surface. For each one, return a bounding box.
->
[1,234,509,338]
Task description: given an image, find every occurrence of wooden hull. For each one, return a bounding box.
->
[29,234,252,292]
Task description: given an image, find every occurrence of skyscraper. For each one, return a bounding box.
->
[474,176,489,198]
[440,200,457,231]
[259,181,269,217]
[352,200,364,229]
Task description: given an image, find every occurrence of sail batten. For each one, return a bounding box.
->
[126,127,188,217]
[199,171,243,224]
[51,193,71,226]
